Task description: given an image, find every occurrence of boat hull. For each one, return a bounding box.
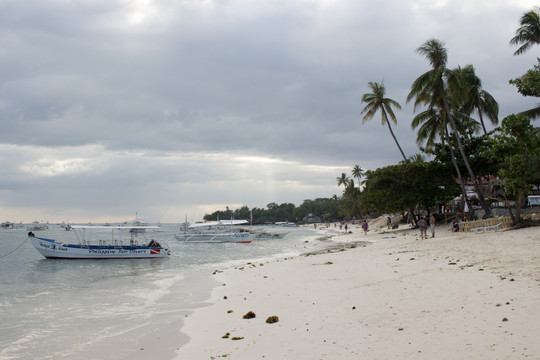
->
[175,232,254,243]
[30,236,169,259]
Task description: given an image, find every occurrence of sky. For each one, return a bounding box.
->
[0,0,538,223]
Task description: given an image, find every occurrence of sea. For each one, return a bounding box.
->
[0,223,333,360]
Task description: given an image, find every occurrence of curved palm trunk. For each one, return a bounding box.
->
[478,111,488,135]
[444,127,472,218]
[442,95,492,217]
[509,147,529,226]
[381,108,407,161]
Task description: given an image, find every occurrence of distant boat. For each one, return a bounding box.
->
[174,220,255,243]
[274,222,298,227]
[26,223,49,231]
[29,225,170,259]
[1,222,14,229]
[129,220,147,233]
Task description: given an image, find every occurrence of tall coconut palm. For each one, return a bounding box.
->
[361,81,407,161]
[510,8,540,118]
[336,173,351,188]
[351,165,364,187]
[408,39,491,217]
[411,108,473,213]
[510,6,540,56]
[456,65,499,135]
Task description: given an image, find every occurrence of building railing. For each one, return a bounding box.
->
[458,213,539,232]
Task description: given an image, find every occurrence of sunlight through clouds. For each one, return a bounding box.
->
[0,0,537,221]
[124,0,154,25]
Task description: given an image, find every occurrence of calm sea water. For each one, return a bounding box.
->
[0,223,330,360]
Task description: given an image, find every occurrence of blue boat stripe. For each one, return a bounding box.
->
[35,237,56,242]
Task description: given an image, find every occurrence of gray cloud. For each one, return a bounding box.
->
[0,0,538,222]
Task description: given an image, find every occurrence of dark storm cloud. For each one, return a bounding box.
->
[0,0,537,221]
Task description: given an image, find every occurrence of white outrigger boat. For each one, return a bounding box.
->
[29,225,170,259]
[174,220,255,243]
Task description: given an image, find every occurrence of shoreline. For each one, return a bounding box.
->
[173,222,540,359]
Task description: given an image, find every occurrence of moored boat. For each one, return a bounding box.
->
[174,220,255,243]
[27,223,49,231]
[29,225,170,259]
[1,221,14,229]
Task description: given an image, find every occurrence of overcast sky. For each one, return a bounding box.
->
[0,0,538,223]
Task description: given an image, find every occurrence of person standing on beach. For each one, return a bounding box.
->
[429,213,436,238]
[417,216,427,239]
[362,220,368,235]
[387,216,392,229]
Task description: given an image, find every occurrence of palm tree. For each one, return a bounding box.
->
[456,65,499,135]
[510,8,540,118]
[351,165,364,187]
[341,182,362,218]
[408,39,491,217]
[408,154,425,163]
[361,81,407,161]
[510,6,540,56]
[336,173,351,188]
[411,108,473,213]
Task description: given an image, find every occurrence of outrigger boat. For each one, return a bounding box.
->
[174,220,255,243]
[29,225,170,259]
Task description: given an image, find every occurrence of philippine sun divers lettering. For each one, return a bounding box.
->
[28,225,170,259]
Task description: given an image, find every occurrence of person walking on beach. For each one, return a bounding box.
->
[417,216,427,239]
[429,213,436,238]
[362,220,368,235]
[387,216,392,229]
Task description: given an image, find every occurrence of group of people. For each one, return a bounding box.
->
[417,213,436,239]
[334,220,369,235]
[330,215,441,239]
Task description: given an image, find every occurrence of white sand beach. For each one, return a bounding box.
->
[174,221,540,359]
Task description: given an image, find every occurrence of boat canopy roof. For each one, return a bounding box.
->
[188,220,248,228]
[70,225,160,229]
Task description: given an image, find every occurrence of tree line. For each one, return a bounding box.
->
[339,7,540,227]
[203,199,342,225]
[204,8,540,227]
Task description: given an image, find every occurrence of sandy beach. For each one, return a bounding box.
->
[174,221,540,359]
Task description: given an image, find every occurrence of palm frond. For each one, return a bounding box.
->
[519,105,540,119]
[510,7,540,56]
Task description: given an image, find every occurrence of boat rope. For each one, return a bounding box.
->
[0,236,30,259]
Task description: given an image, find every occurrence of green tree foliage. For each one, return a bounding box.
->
[339,180,362,219]
[408,39,491,216]
[204,198,341,224]
[510,7,540,118]
[351,165,364,185]
[293,198,341,222]
[360,160,459,215]
[509,6,540,56]
[336,173,351,187]
[456,64,499,135]
[489,114,540,225]
[509,59,540,119]
[427,132,500,180]
[510,60,540,97]
[361,81,407,160]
